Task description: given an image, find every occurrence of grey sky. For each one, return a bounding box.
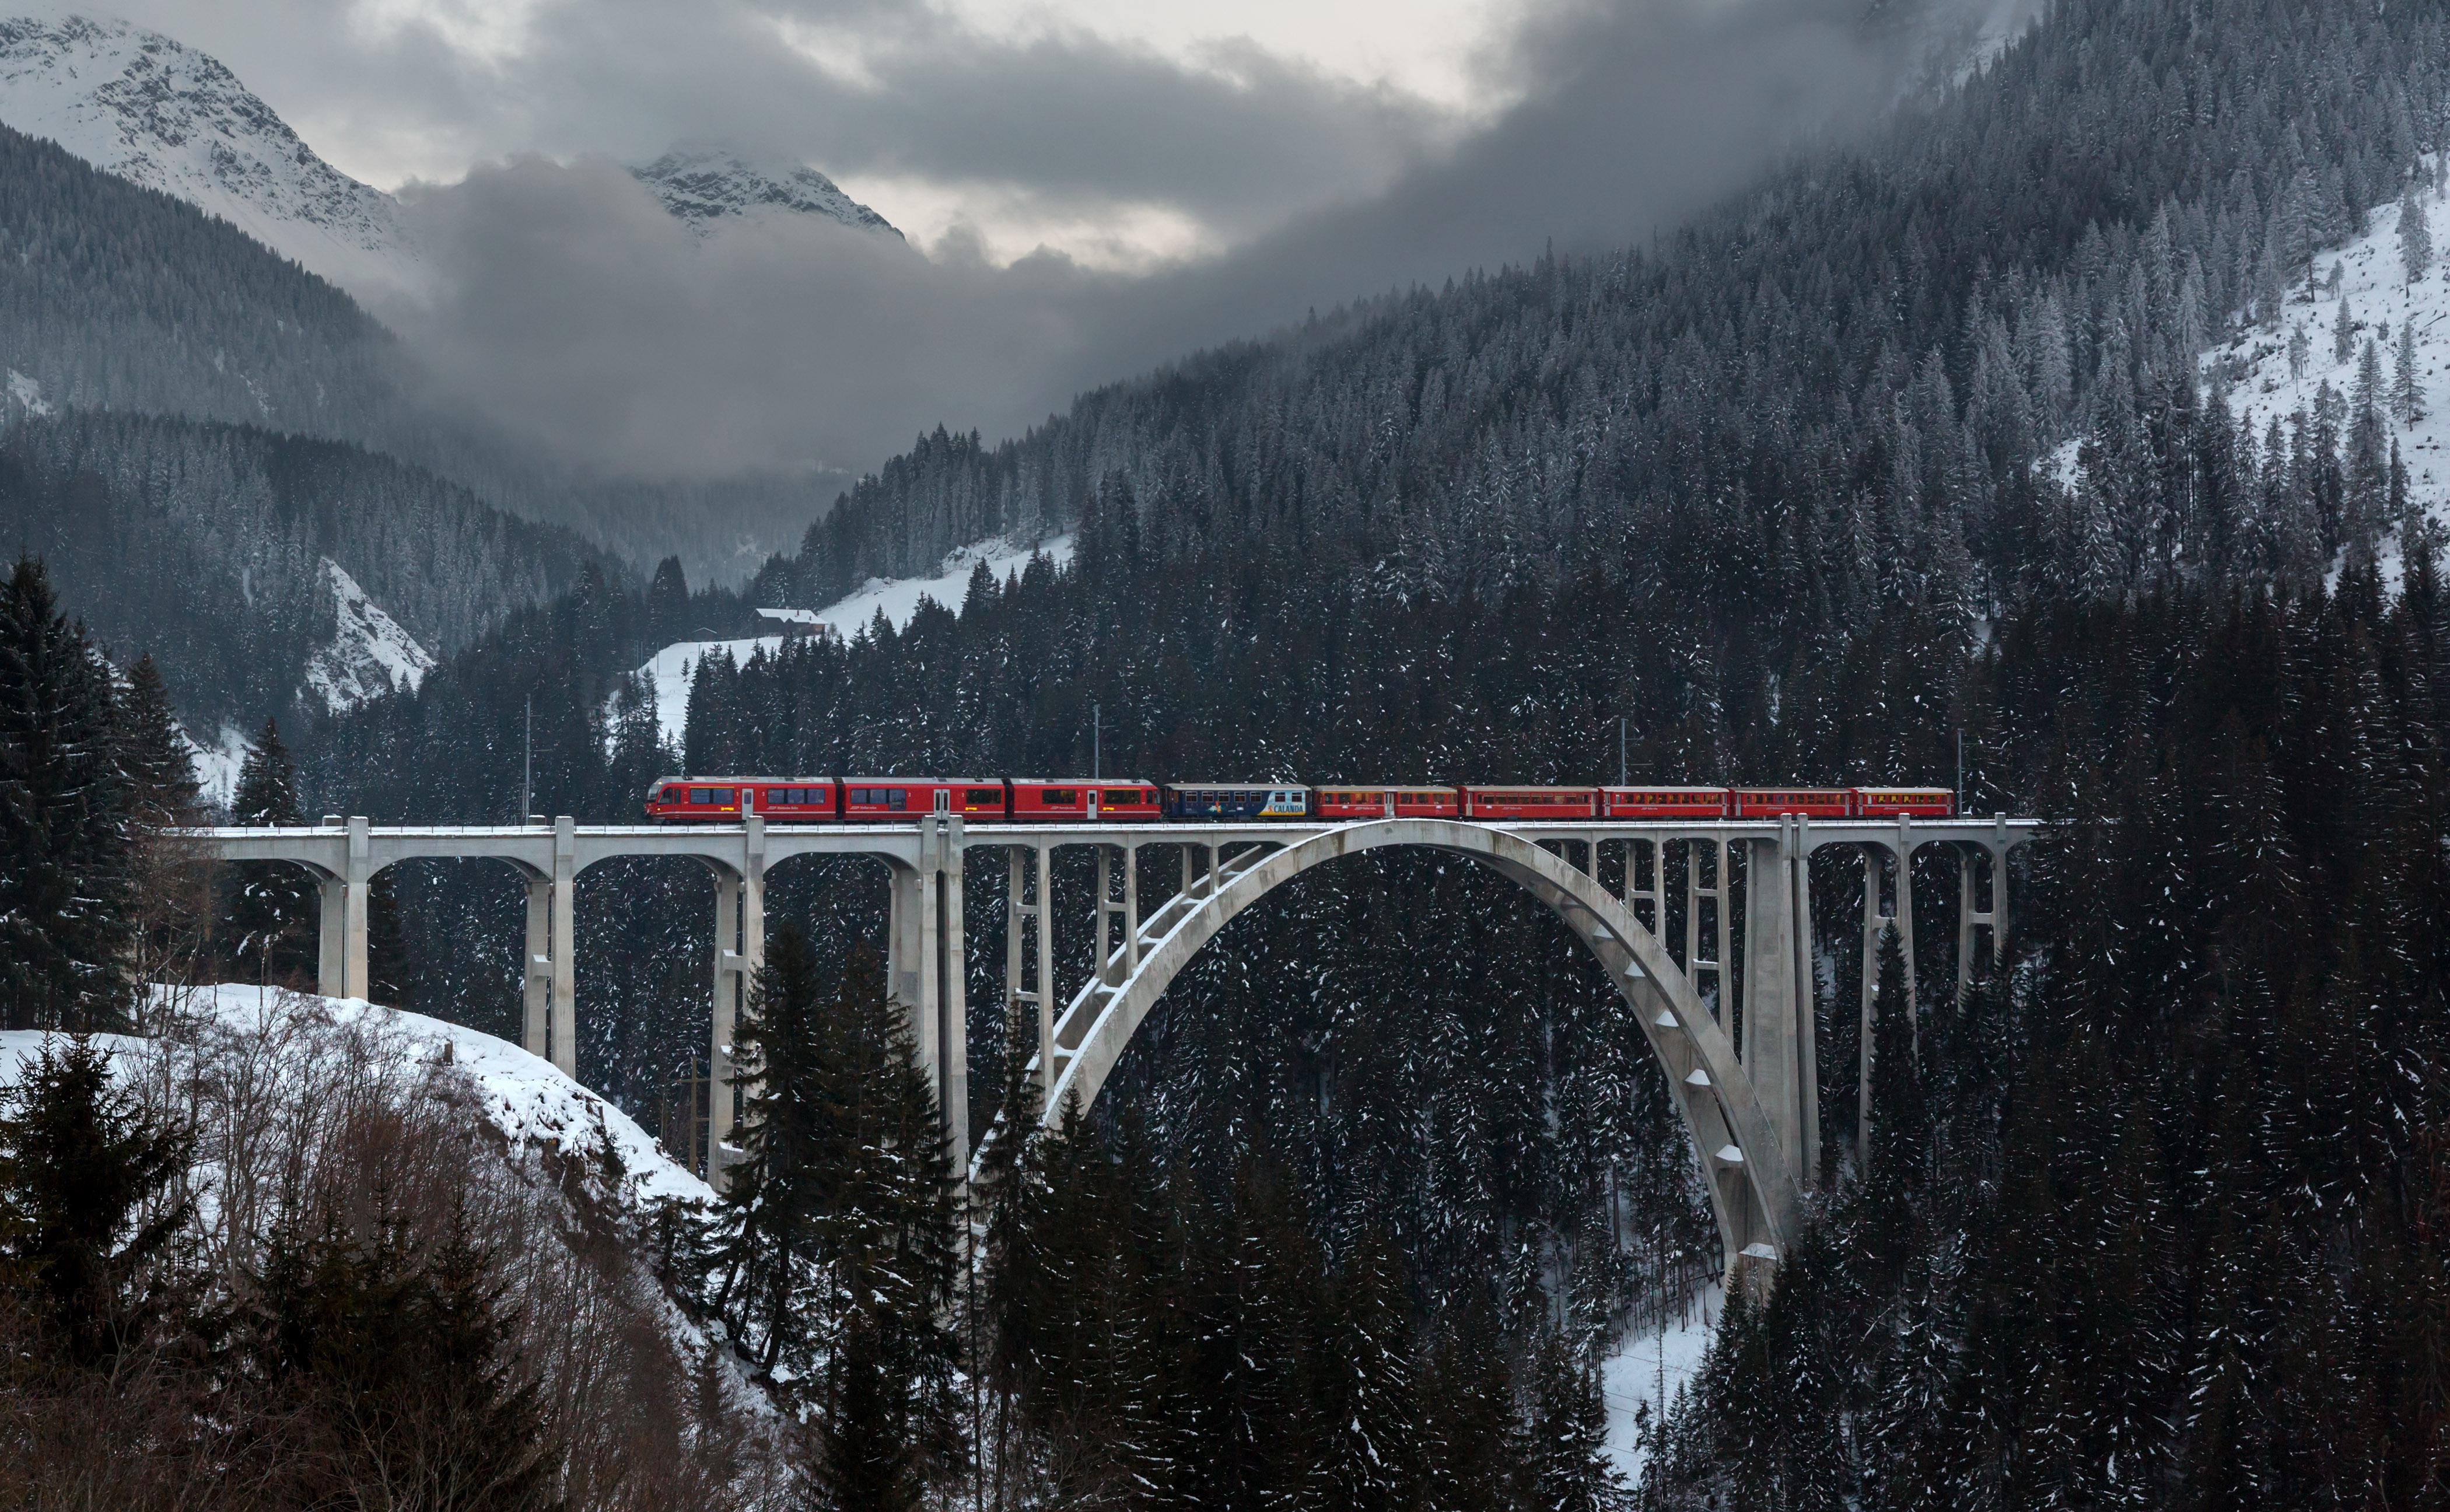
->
[61,0,2023,478]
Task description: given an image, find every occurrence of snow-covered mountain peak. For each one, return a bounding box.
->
[632,142,900,240]
[0,10,424,300]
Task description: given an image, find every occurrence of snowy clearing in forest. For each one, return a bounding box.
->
[627,532,1073,751]
[1601,1286,1721,1486]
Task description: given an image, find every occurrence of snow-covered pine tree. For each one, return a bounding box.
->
[2395,321,2422,426]
[1861,924,1928,1274]
[221,718,314,987]
[0,556,134,1031]
[114,653,210,1009]
[2403,177,2434,286]
[2335,298,2358,365]
[114,655,197,827]
[1324,1226,1424,1511]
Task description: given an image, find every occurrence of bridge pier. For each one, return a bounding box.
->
[706,816,766,1179]
[313,817,372,1002]
[890,816,968,1178]
[1740,820,1818,1185]
[1957,838,2009,990]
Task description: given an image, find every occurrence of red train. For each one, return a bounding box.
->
[645,778,1952,822]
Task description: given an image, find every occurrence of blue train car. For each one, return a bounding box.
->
[1162,783,1311,820]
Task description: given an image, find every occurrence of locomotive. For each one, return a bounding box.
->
[643,777,1954,822]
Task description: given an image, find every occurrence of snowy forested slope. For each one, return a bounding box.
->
[2205,160,2450,528]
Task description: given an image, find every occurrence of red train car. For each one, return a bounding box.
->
[744,780,838,820]
[646,777,758,821]
[1732,787,1853,818]
[1009,779,1163,821]
[841,779,1007,820]
[1601,786,1730,820]
[1852,786,1955,818]
[1461,786,1600,821]
[1313,785,1464,819]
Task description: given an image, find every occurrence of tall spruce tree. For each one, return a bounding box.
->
[222,718,315,986]
[0,1035,192,1367]
[0,556,134,1031]
[240,1203,558,1510]
[114,654,198,827]
[1862,925,1927,1275]
[709,929,962,1492]
[115,653,212,1010]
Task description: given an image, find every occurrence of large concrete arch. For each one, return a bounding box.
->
[1037,819,1804,1266]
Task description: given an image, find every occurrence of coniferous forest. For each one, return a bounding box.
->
[5,0,2450,1504]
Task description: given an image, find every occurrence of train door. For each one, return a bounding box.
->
[1086,788,1100,820]
[933,788,951,815]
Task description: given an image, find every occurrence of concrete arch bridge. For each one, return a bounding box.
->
[195,811,2035,1273]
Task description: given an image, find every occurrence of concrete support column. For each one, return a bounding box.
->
[1740,827,1803,1181]
[1122,842,1140,975]
[316,873,345,998]
[711,868,741,1164]
[1036,843,1055,1084]
[341,817,371,1001]
[550,818,576,1078]
[522,877,550,1057]
[737,817,765,1118]
[889,818,968,1178]
[1793,817,1819,1184]
[939,816,968,1179]
[1006,847,1028,1027]
[1094,846,1114,983]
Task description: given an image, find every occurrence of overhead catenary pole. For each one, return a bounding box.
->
[1093,702,1101,780]
[523,694,533,823]
[1619,716,1628,789]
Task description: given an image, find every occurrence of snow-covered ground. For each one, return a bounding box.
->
[0,986,710,1214]
[1601,1286,1721,1486]
[180,720,253,811]
[627,533,1072,749]
[304,559,436,714]
[4,366,51,417]
[2207,166,2450,526]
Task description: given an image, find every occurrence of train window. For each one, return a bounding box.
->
[690,788,715,804]
[1044,789,1074,806]
[891,790,908,810]
[968,788,1001,805]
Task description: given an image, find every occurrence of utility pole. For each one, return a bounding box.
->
[1093,702,1101,780]
[523,693,533,824]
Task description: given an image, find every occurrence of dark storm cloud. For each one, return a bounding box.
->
[376,0,1958,481]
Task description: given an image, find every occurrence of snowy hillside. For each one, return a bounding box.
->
[628,533,1071,748]
[633,143,900,240]
[2206,166,2450,528]
[2,985,710,1215]
[304,559,435,714]
[0,11,424,302]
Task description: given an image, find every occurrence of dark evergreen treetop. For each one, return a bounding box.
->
[0,555,134,1031]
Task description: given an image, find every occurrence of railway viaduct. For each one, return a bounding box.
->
[195,812,2035,1273]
